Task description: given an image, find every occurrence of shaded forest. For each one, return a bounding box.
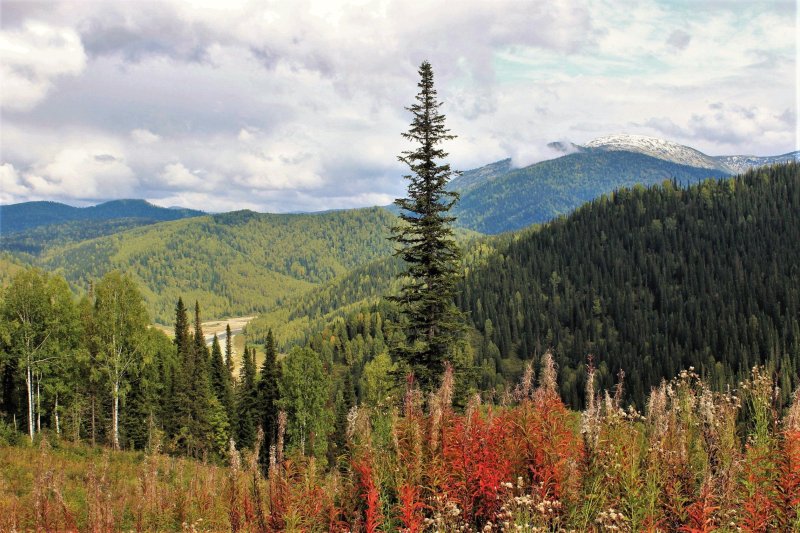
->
[459,162,800,406]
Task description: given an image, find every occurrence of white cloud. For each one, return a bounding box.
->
[131,128,161,144]
[0,163,27,204]
[159,162,203,189]
[0,21,86,111]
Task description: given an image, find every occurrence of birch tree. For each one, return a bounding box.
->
[93,271,149,450]
[2,269,79,442]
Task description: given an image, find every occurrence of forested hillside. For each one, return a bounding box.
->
[246,163,800,410]
[1,218,164,256]
[245,227,485,349]
[458,162,800,405]
[452,150,730,234]
[31,207,397,323]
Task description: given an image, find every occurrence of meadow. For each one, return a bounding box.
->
[2,354,798,532]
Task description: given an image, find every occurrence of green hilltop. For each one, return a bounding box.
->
[26,207,398,323]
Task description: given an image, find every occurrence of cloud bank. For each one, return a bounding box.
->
[0,0,796,211]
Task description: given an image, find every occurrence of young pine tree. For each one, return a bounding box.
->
[390,60,464,392]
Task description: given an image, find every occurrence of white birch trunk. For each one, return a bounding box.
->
[26,365,33,442]
[55,393,60,435]
[113,380,120,450]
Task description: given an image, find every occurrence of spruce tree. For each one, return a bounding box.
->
[236,346,258,448]
[329,371,356,467]
[168,297,193,452]
[225,324,235,377]
[209,334,234,438]
[257,329,281,469]
[223,323,238,433]
[390,60,464,391]
[257,330,280,447]
[174,297,191,358]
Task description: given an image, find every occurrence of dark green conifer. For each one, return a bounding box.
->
[209,334,234,439]
[329,371,356,468]
[257,330,280,445]
[257,329,281,469]
[168,297,193,450]
[390,60,464,391]
[236,346,258,448]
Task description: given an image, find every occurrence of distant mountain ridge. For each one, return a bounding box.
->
[0,199,204,234]
[444,134,798,234]
[583,133,799,173]
[450,151,730,234]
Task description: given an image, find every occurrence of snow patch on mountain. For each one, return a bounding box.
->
[584,134,729,172]
[716,152,800,174]
[584,133,799,174]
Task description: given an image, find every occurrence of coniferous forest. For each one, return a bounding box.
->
[460,162,800,407]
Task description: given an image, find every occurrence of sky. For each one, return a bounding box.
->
[0,0,797,212]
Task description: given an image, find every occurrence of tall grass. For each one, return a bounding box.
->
[2,361,799,531]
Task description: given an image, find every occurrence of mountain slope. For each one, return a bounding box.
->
[0,199,204,234]
[458,162,800,405]
[33,207,398,323]
[1,218,164,256]
[452,150,729,234]
[447,158,514,195]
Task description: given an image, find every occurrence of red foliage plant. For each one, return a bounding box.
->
[397,483,426,533]
[679,483,718,533]
[440,408,512,524]
[779,430,800,528]
[353,456,383,533]
[504,391,585,502]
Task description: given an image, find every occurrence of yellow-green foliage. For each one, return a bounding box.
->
[0,253,26,287]
[33,207,397,323]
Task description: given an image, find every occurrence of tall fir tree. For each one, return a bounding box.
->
[174,297,191,358]
[168,297,193,452]
[223,323,238,433]
[257,329,281,467]
[390,60,464,391]
[236,346,258,448]
[187,301,223,456]
[329,371,356,468]
[209,334,234,441]
[225,323,235,377]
